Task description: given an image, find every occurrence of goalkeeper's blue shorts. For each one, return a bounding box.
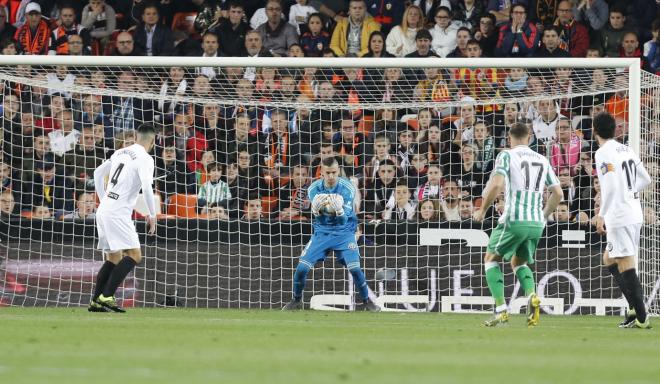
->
[299,231,360,268]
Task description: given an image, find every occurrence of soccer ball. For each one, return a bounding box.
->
[320,202,337,216]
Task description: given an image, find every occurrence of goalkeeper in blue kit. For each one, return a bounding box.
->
[283,157,381,311]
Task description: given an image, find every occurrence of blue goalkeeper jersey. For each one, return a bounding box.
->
[308,177,358,234]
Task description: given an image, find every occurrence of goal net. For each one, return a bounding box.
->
[0,56,657,315]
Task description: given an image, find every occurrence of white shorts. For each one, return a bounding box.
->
[606,223,641,258]
[96,214,140,252]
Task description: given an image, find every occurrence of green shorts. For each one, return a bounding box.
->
[486,222,545,264]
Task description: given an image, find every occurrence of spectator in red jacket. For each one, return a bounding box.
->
[553,0,589,58]
[14,3,50,55]
[495,4,539,57]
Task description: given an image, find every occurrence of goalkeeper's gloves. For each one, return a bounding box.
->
[328,194,345,216]
[311,194,329,217]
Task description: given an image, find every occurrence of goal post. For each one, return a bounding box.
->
[0,55,656,315]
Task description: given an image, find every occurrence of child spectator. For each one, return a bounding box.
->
[549,118,583,175]
[382,182,417,221]
[277,164,312,221]
[414,163,443,202]
[198,163,232,212]
[196,151,216,186]
[396,128,419,171]
[61,192,97,220]
[365,133,396,181]
[472,121,496,172]
[407,153,428,187]
[32,203,52,220]
[429,6,458,58]
[364,158,398,219]
[449,143,486,198]
[458,197,474,221]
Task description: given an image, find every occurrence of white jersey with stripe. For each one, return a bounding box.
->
[97,144,155,218]
[492,145,559,225]
[595,139,652,229]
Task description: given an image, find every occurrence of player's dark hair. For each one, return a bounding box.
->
[321,157,339,168]
[509,122,529,139]
[137,123,156,137]
[593,111,616,139]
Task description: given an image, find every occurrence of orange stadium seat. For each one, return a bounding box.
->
[358,114,374,136]
[167,194,198,218]
[442,115,460,125]
[172,12,198,34]
[261,196,278,213]
[279,176,291,187]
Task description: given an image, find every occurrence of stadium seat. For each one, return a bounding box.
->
[571,115,588,131]
[406,119,419,130]
[167,194,198,218]
[358,115,374,136]
[261,196,278,213]
[400,114,418,129]
[134,193,163,216]
[441,115,460,125]
[172,12,198,34]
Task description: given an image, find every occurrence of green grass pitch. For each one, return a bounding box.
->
[1,308,659,384]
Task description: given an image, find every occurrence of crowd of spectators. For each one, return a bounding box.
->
[0,0,658,226]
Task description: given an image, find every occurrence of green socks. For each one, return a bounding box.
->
[514,265,536,296]
[485,261,505,307]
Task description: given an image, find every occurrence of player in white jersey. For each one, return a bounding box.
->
[473,122,563,327]
[593,112,652,329]
[88,124,158,313]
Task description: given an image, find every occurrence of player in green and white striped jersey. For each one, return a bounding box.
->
[473,122,563,327]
